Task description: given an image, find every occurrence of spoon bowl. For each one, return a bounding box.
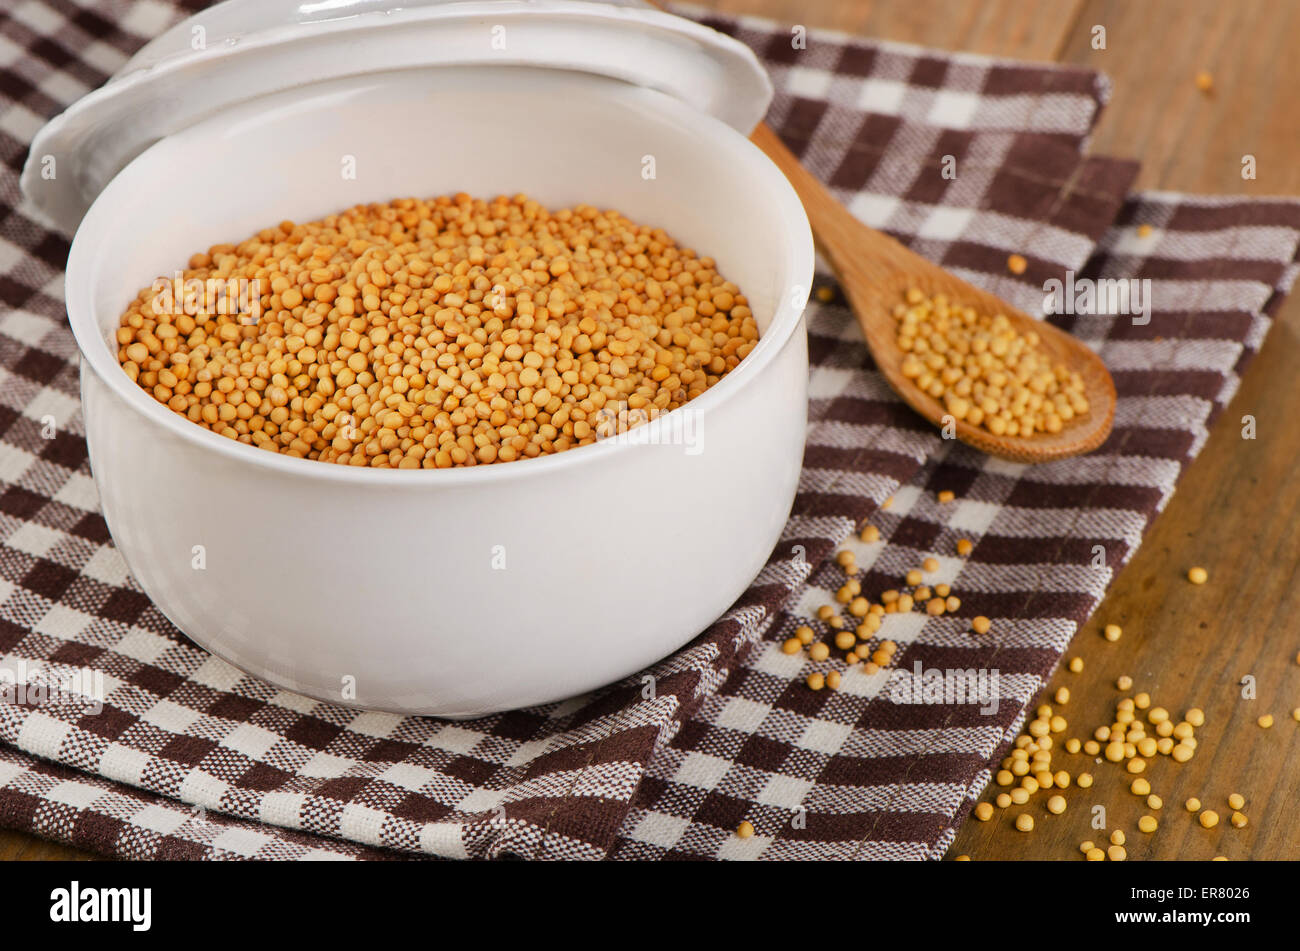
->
[751,122,1116,464]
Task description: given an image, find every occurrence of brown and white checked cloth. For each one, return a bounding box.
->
[0,2,1297,861]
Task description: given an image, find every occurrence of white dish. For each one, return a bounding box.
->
[65,62,813,716]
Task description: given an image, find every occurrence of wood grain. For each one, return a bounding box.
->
[4,0,1297,861]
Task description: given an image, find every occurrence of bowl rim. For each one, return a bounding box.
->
[65,68,814,487]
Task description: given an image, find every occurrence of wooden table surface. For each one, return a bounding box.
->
[5,0,1298,861]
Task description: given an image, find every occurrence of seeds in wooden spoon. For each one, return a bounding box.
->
[895,289,1089,438]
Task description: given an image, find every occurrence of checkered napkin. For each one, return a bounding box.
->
[0,2,1297,861]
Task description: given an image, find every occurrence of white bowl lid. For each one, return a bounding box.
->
[22,0,772,233]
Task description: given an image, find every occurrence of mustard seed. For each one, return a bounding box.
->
[1148,795,1162,810]
[1080,840,1094,853]
[736,821,755,839]
[1010,788,1030,805]
[972,616,991,635]
[781,637,801,655]
[834,631,856,651]
[806,673,825,691]
[1068,657,1083,673]
[859,524,880,543]
[937,490,955,503]
[1007,254,1028,275]
[1047,795,1066,815]
[795,625,815,645]
[1230,811,1248,828]
[1138,815,1158,834]
[1185,707,1205,727]
[1108,845,1126,861]
[1116,675,1133,690]
[1258,714,1274,729]
[956,538,973,556]
[1104,624,1122,642]
[1227,793,1244,810]
[1086,847,1105,861]
[1186,798,1201,812]
[1016,814,1034,832]
[117,194,755,468]
[1084,740,1100,756]
[1131,778,1151,797]
[1188,566,1208,584]
[1078,772,1093,788]
[1110,830,1125,846]
[1199,810,1219,829]
[974,802,994,821]
[825,670,842,690]
[809,642,830,662]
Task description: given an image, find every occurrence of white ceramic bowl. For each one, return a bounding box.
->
[66,64,813,716]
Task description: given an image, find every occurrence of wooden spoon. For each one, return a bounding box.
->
[750,122,1116,464]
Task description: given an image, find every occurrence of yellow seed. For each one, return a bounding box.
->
[1077,772,1093,788]
[1047,795,1066,815]
[1148,706,1169,724]
[996,793,1012,808]
[1185,798,1201,812]
[1104,742,1125,762]
[860,524,880,543]
[1227,793,1244,810]
[974,802,994,821]
[1212,855,1228,861]
[1108,845,1126,862]
[1065,738,1081,754]
[809,642,830,662]
[1134,692,1150,710]
[1185,707,1204,727]
[937,490,955,503]
[1068,657,1083,673]
[834,631,856,651]
[1016,814,1034,832]
[1148,794,1162,810]
[1187,566,1208,584]
[1126,758,1146,774]
[1258,714,1274,729]
[825,670,842,690]
[1104,624,1122,642]
[1010,787,1030,805]
[972,616,991,635]
[1137,223,1154,238]
[1083,741,1100,756]
[1021,776,1040,795]
[1116,675,1133,691]
[1130,778,1151,797]
[795,626,815,645]
[1055,687,1070,705]
[954,854,971,861]
[1007,254,1028,275]
[1138,815,1158,834]
[1230,811,1248,828]
[815,285,835,303]
[956,538,973,556]
[996,770,1013,786]
[1171,744,1194,763]
[805,672,825,691]
[1086,847,1105,861]
[1110,830,1125,846]
[1080,840,1094,853]
[736,821,754,839]
[1199,810,1219,829]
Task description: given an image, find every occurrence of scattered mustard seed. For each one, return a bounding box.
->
[1068,657,1084,673]
[1104,624,1122,642]
[1138,815,1158,834]
[1230,811,1248,828]
[1199,810,1220,829]
[1258,714,1274,729]
[1007,254,1028,275]
[1187,566,1208,584]
[1047,795,1066,815]
[1186,798,1201,812]
[956,538,973,556]
[1016,814,1035,832]
[736,821,755,839]
[974,802,994,821]
[1227,793,1245,810]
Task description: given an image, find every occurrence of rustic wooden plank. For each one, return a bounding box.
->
[1058,0,1300,193]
